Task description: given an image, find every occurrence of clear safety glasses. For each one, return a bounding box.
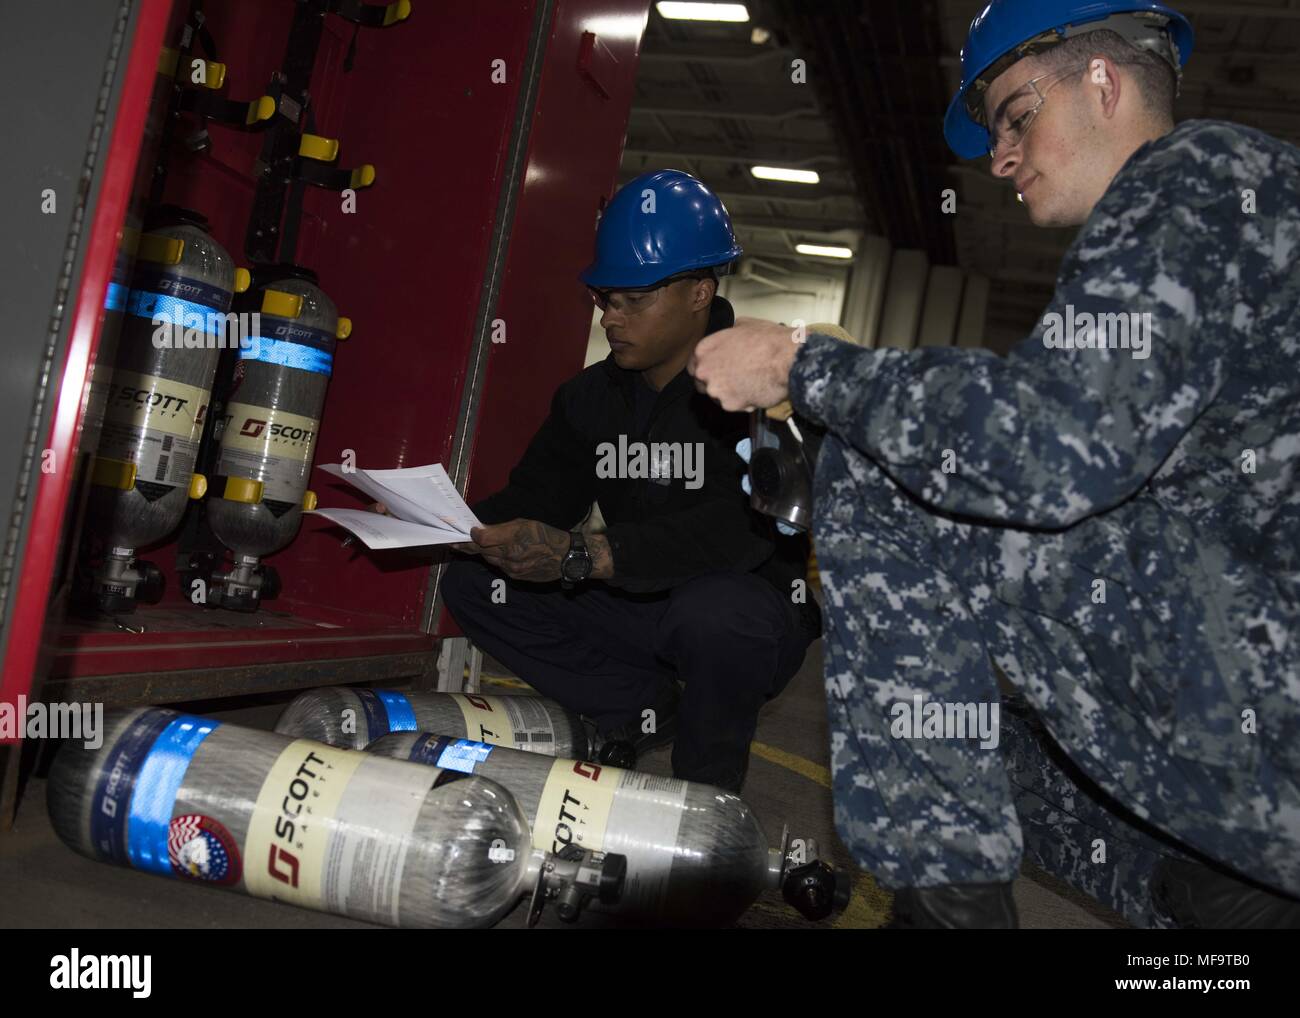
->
[588,271,713,316]
[985,63,1086,159]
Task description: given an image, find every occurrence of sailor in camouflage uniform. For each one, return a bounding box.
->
[689,0,1300,927]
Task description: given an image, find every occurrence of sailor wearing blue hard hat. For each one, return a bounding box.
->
[436,169,822,796]
[689,0,1300,929]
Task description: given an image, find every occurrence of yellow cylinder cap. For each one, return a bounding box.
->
[301,489,318,511]
[335,317,352,340]
[188,472,208,499]
[261,288,304,319]
[91,457,138,491]
[222,476,264,504]
[233,268,251,293]
[351,164,377,189]
[385,0,413,26]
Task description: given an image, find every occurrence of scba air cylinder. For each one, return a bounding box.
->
[274,686,603,760]
[368,730,786,925]
[85,209,246,612]
[46,708,621,928]
[205,268,349,611]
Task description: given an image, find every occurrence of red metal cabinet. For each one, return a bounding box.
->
[1,0,647,740]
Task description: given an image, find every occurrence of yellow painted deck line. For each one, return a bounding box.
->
[476,673,531,690]
[748,742,892,928]
[750,740,832,789]
[833,875,893,929]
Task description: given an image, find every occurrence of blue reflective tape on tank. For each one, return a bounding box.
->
[88,709,178,865]
[436,738,495,773]
[408,733,453,767]
[125,715,221,876]
[132,269,231,312]
[104,282,129,312]
[238,337,333,376]
[126,288,228,329]
[354,689,390,739]
[377,690,416,731]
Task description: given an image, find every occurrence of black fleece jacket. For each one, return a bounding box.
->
[473,297,810,597]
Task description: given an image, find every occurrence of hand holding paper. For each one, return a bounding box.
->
[310,463,484,550]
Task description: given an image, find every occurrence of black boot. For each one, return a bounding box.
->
[885,882,1019,929]
[594,680,681,765]
[1152,858,1300,929]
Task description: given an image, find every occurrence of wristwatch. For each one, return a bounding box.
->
[560,530,592,589]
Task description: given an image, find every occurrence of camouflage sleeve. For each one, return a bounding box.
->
[788,189,1241,528]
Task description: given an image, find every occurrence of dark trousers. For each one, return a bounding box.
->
[439,558,818,789]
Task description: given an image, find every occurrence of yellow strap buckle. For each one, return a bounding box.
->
[246,95,276,125]
[261,288,304,319]
[299,133,340,162]
[335,317,353,340]
[222,476,264,504]
[137,233,185,266]
[384,1,413,26]
[91,457,137,491]
[188,472,208,499]
[301,489,318,511]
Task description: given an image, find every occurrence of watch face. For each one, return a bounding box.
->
[562,551,591,581]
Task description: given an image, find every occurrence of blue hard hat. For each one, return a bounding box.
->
[580,169,743,289]
[944,1,1195,159]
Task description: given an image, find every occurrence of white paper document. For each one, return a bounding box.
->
[309,462,483,550]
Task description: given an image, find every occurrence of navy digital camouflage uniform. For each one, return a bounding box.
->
[787,120,1300,922]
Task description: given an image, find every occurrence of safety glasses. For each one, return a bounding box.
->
[588,271,713,316]
[985,63,1086,159]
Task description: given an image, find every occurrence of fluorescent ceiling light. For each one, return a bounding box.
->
[751,165,820,184]
[796,243,853,259]
[656,3,750,23]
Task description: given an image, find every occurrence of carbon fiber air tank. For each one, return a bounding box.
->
[274,686,600,759]
[84,208,246,612]
[368,730,793,925]
[204,268,349,611]
[47,709,624,928]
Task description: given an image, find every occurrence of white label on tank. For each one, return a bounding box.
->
[532,759,621,855]
[602,771,689,913]
[97,369,210,487]
[498,695,558,753]
[218,402,319,502]
[243,740,436,926]
[448,693,552,750]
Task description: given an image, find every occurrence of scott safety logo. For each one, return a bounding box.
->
[265,749,329,891]
[157,277,205,299]
[112,384,190,416]
[236,417,315,444]
[271,322,321,342]
[546,760,604,854]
